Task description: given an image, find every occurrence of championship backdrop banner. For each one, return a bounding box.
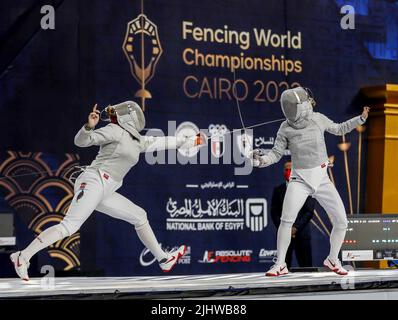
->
[1,0,398,276]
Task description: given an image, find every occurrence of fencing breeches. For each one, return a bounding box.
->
[21,169,167,262]
[276,165,348,264]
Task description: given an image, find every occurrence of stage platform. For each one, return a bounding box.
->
[1,270,398,299]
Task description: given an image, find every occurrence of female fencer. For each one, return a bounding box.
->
[11,101,202,281]
[251,87,370,276]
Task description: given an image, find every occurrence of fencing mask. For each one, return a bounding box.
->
[280,87,315,129]
[101,101,145,140]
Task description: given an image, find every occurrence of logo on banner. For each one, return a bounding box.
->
[258,249,277,263]
[122,13,163,110]
[198,250,252,264]
[245,199,267,232]
[254,136,275,148]
[139,246,191,266]
[166,197,267,232]
[209,124,228,158]
[236,131,253,158]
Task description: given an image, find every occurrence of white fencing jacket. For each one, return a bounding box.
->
[74,123,193,181]
[261,112,365,170]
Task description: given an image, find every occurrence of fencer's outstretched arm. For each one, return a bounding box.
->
[321,106,369,136]
[141,136,185,152]
[253,128,287,168]
[141,134,203,153]
[320,113,365,136]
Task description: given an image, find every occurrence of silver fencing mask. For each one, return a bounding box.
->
[105,101,145,140]
[280,87,314,129]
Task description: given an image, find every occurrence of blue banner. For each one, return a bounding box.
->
[1,0,398,276]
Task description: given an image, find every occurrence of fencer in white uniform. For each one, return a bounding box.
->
[11,101,202,281]
[251,87,370,276]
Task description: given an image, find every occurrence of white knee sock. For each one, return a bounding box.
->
[21,224,68,262]
[135,222,168,262]
[329,226,346,261]
[276,221,293,265]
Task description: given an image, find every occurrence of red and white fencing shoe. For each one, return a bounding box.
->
[159,245,187,273]
[323,257,349,275]
[265,262,289,277]
[10,251,30,281]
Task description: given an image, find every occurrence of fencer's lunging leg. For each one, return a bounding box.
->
[314,179,348,261]
[21,171,105,262]
[96,192,168,261]
[276,181,311,264]
[135,222,168,261]
[21,224,69,261]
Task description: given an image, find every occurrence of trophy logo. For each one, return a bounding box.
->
[123,14,162,111]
